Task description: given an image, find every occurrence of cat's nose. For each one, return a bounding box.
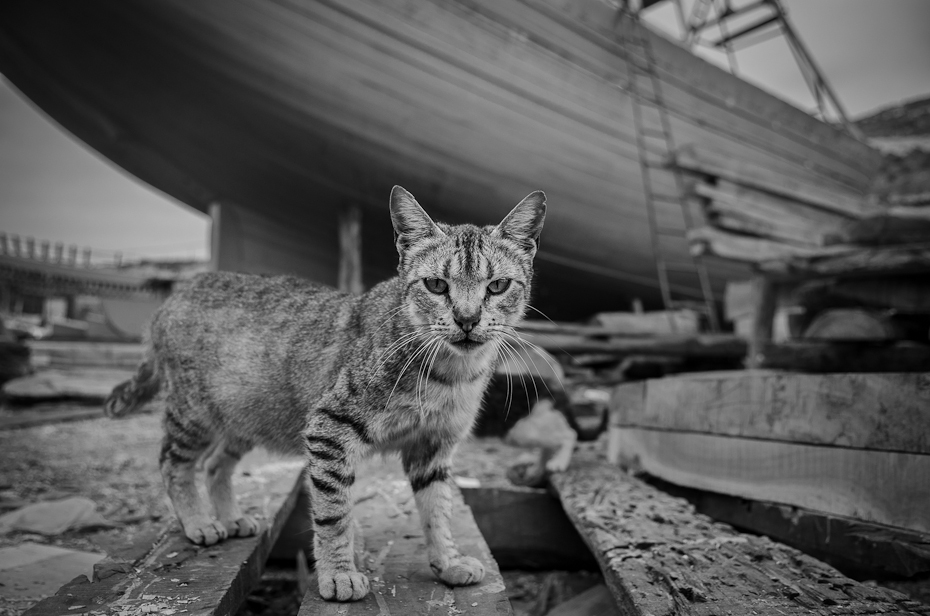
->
[453,312,480,333]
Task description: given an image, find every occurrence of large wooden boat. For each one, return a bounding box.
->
[0,0,882,319]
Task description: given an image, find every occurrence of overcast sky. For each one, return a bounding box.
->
[1,0,928,263]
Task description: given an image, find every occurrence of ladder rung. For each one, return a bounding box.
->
[633,94,663,106]
[640,144,671,159]
[640,127,667,138]
[659,261,700,273]
[649,193,682,203]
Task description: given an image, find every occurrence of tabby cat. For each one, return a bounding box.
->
[105,186,546,602]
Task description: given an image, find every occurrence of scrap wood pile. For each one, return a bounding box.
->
[516,308,745,385]
[666,147,930,373]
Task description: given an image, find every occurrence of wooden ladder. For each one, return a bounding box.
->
[619,10,720,332]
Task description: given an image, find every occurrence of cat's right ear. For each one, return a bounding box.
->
[390,186,443,257]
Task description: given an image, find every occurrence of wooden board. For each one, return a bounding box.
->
[670,485,930,579]
[757,341,930,373]
[759,243,930,279]
[611,428,930,534]
[460,486,598,571]
[298,456,511,615]
[674,147,880,218]
[23,458,305,616]
[518,332,746,358]
[550,458,930,616]
[610,372,930,454]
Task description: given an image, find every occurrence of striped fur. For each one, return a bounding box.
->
[106,186,545,602]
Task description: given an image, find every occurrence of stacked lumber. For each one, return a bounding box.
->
[674,149,930,369]
[675,146,930,274]
[517,309,746,383]
[607,372,930,582]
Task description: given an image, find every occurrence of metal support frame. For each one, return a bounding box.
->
[635,0,863,139]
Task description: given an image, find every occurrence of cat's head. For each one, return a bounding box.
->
[390,185,546,355]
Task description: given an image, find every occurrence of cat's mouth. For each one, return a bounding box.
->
[450,336,485,351]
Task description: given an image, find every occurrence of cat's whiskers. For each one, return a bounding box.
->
[498,337,535,417]
[416,337,444,418]
[504,326,566,396]
[492,340,517,418]
[371,304,415,336]
[365,328,429,391]
[385,334,441,416]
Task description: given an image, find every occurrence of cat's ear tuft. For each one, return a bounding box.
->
[493,191,546,255]
[389,186,443,256]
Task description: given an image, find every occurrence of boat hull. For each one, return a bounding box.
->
[0,0,881,318]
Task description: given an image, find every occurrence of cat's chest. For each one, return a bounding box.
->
[378,372,490,442]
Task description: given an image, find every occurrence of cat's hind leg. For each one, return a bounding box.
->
[204,440,261,538]
[160,404,228,546]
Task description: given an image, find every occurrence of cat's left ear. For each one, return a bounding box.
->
[493,191,546,256]
[390,186,444,257]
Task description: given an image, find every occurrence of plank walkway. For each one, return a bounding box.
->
[550,458,930,616]
[23,457,305,616]
[299,457,511,616]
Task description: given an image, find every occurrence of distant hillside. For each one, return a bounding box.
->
[855,96,930,138]
[854,96,930,206]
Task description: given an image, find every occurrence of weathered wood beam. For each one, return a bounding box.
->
[518,331,747,358]
[674,486,930,579]
[673,146,880,218]
[460,486,598,570]
[24,458,305,616]
[338,203,363,295]
[551,459,929,616]
[757,341,930,372]
[610,371,930,454]
[747,274,778,368]
[612,428,930,533]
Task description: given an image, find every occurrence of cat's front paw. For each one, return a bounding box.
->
[318,570,370,602]
[432,555,485,586]
[185,520,228,546]
[224,515,262,537]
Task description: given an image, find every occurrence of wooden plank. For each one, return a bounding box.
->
[518,313,697,337]
[747,275,777,368]
[759,243,930,279]
[460,486,598,571]
[672,487,930,579]
[546,584,619,616]
[298,456,511,615]
[696,179,852,228]
[518,332,747,358]
[611,428,930,533]
[688,226,857,263]
[757,341,930,373]
[338,203,363,295]
[23,458,305,616]
[611,371,930,455]
[589,310,699,335]
[793,277,930,313]
[674,146,881,218]
[551,459,929,616]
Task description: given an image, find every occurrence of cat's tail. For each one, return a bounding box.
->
[104,355,161,418]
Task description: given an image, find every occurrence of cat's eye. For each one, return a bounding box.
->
[424,278,448,294]
[487,278,511,295]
